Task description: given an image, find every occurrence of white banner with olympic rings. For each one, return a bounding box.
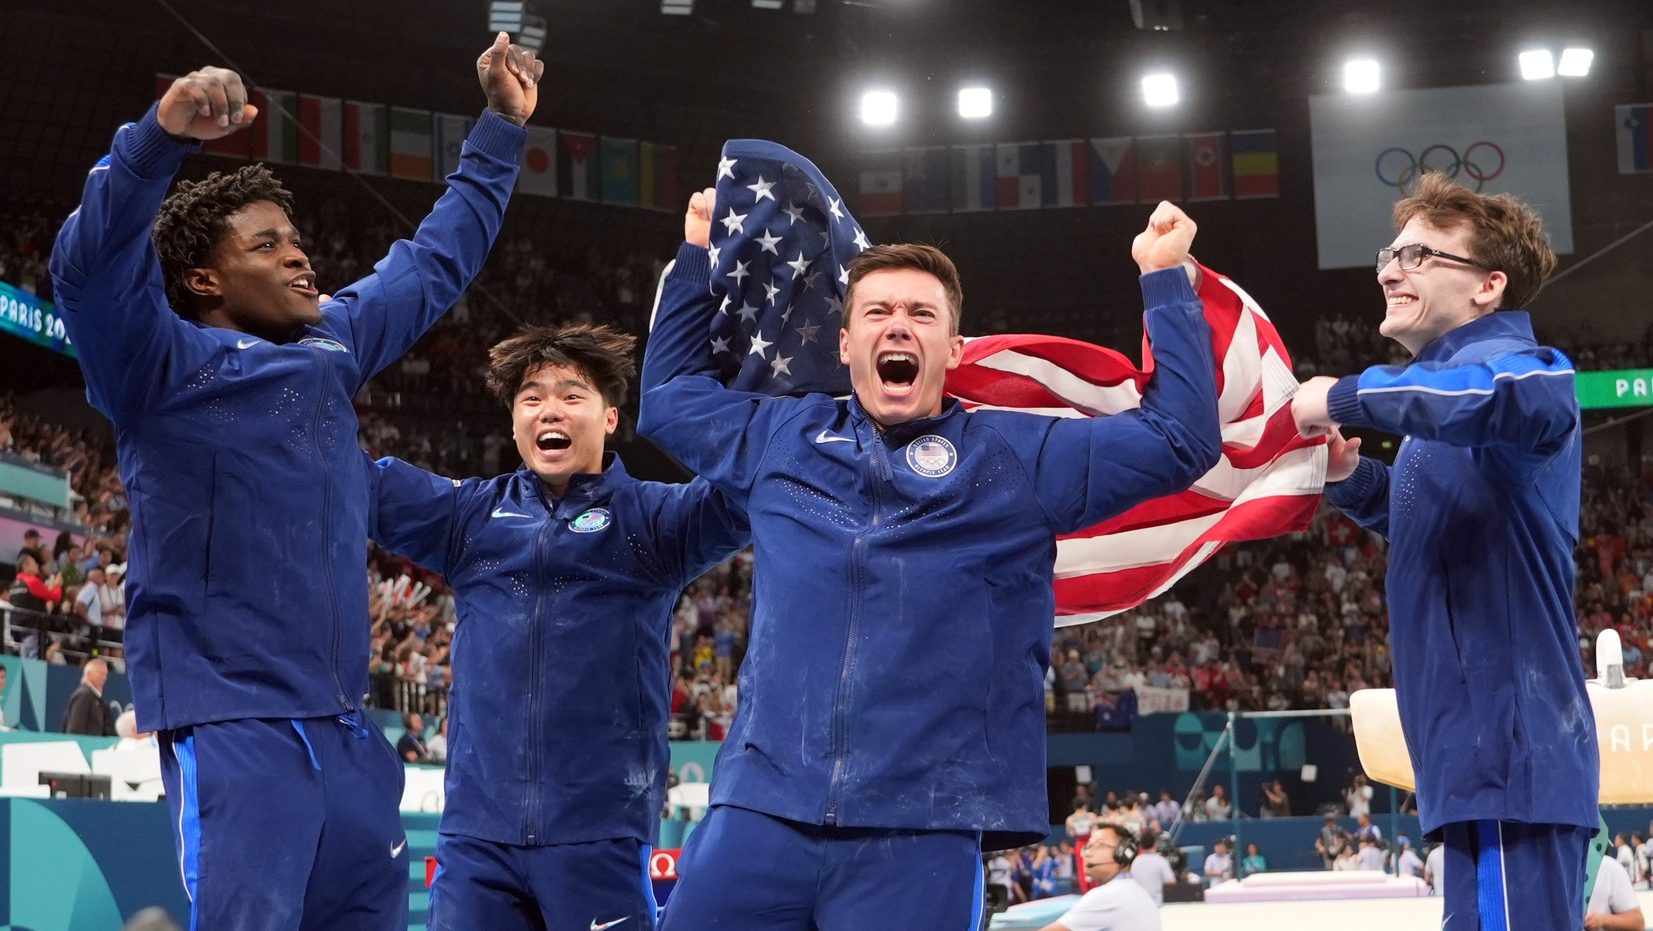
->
[1308,81,1573,270]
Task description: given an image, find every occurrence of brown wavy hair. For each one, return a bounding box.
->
[1392,171,1557,311]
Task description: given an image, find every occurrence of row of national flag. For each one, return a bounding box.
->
[857,131,1280,217]
[156,75,681,211]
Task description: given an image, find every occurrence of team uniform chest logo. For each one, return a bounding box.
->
[569,508,612,533]
[905,435,957,478]
[296,337,349,353]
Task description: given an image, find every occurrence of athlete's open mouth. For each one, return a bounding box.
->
[536,430,571,452]
[876,351,918,388]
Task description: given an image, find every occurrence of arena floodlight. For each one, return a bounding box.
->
[1558,47,1594,77]
[860,90,899,127]
[488,0,524,32]
[1141,72,1179,108]
[958,86,993,120]
[1518,49,1555,80]
[795,0,818,11]
[661,0,694,14]
[1344,58,1380,94]
[752,0,784,8]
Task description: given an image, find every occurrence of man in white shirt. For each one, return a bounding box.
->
[1203,839,1235,884]
[1041,823,1162,931]
[1128,830,1176,907]
[1585,856,1644,930]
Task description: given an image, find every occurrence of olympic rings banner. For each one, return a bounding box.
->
[1308,81,1573,270]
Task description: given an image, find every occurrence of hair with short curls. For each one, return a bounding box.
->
[153,164,295,315]
[843,243,963,335]
[1392,171,1557,312]
[485,323,638,409]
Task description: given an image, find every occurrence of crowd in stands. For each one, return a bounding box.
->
[3,194,1652,757]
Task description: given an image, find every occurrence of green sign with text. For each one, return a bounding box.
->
[1576,369,1653,410]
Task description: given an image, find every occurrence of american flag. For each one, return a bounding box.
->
[705,140,1326,624]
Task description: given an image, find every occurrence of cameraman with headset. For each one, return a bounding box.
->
[1040,823,1162,931]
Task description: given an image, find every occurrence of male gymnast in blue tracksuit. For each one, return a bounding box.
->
[368,323,748,931]
[47,35,539,930]
[637,193,1222,930]
[1293,171,1596,930]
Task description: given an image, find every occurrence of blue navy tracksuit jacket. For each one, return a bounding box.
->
[1324,311,1598,835]
[48,104,524,732]
[638,243,1221,848]
[368,455,748,846]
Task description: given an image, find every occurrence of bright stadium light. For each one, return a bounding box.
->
[860,90,899,126]
[1344,58,1380,94]
[1141,72,1179,108]
[1519,49,1555,80]
[661,0,693,14]
[1558,47,1594,76]
[958,86,993,119]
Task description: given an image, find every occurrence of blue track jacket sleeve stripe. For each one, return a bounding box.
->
[1323,455,1391,537]
[638,243,801,507]
[367,454,462,577]
[1326,347,1577,454]
[326,111,524,385]
[49,106,202,422]
[1017,268,1223,533]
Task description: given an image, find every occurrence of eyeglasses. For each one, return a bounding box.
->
[1375,243,1489,275]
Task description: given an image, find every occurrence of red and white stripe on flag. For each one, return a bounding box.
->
[945,263,1327,626]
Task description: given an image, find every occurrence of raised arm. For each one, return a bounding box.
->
[1023,203,1222,531]
[49,68,256,421]
[329,33,540,381]
[637,189,799,504]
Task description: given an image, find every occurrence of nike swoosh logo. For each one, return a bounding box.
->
[813,429,854,444]
[390,838,407,858]
[590,919,630,931]
[490,507,532,519]
[235,338,259,350]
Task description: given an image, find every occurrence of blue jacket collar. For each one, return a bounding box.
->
[517,452,627,507]
[848,394,964,443]
[1415,311,1535,364]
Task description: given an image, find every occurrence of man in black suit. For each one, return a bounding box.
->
[61,658,116,736]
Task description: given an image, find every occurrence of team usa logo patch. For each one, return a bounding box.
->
[297,337,349,353]
[905,435,957,478]
[570,508,612,533]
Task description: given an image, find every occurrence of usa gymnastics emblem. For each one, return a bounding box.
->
[297,337,349,353]
[570,508,611,533]
[905,435,957,478]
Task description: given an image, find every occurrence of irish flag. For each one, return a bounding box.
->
[389,107,435,182]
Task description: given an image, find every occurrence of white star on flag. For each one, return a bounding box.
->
[747,330,772,356]
[746,175,776,201]
[717,157,738,180]
[727,260,750,286]
[720,208,748,235]
[756,229,782,255]
[769,353,793,377]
